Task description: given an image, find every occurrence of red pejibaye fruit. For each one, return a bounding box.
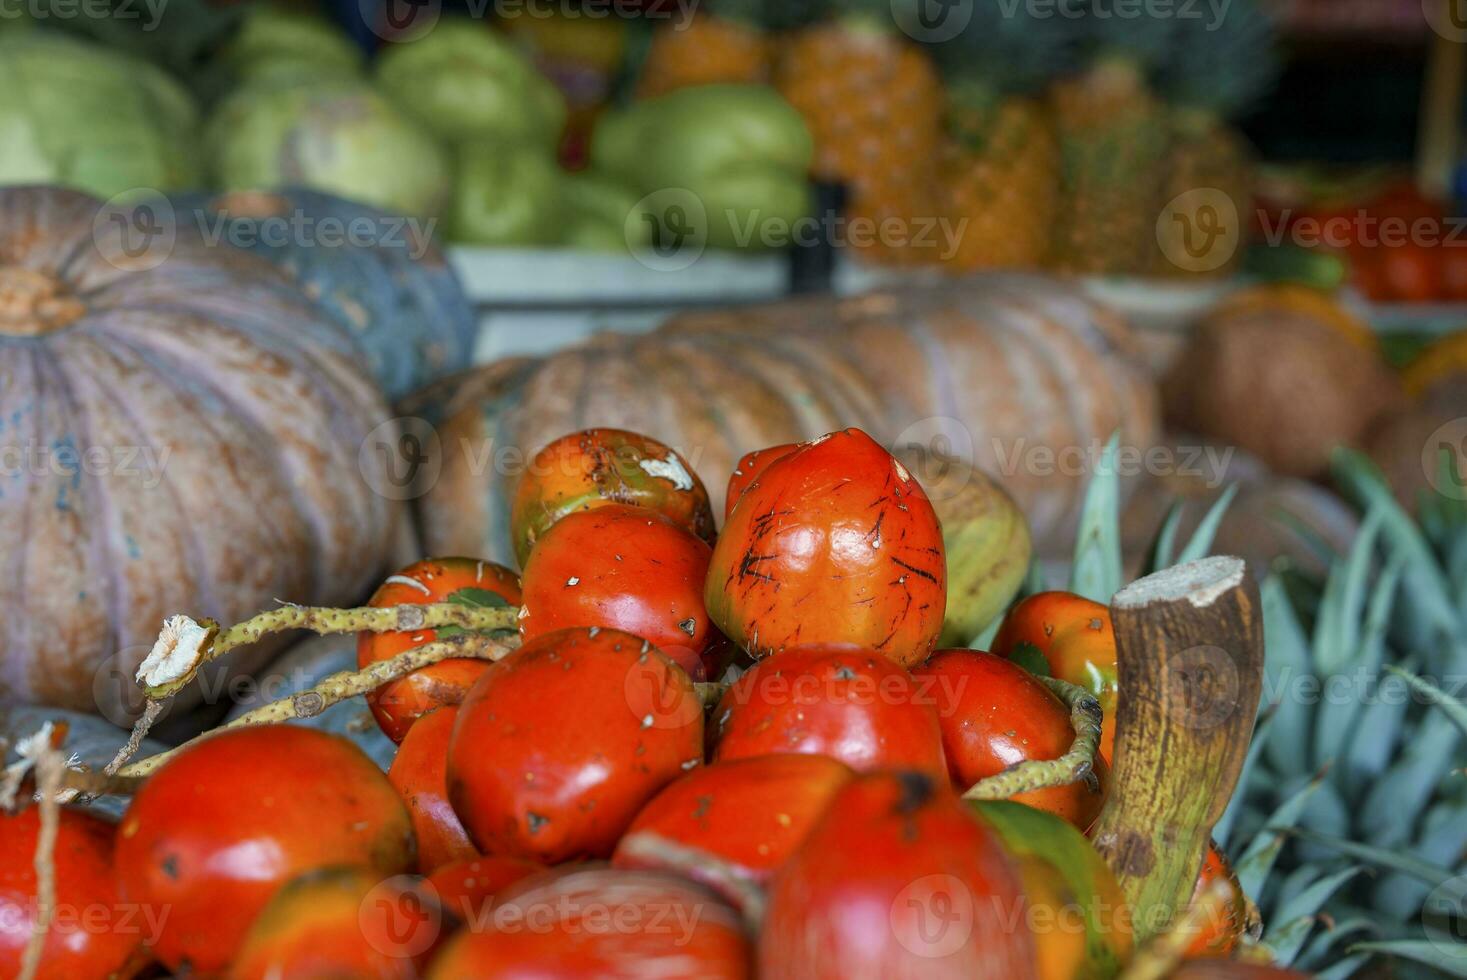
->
[0,807,149,980]
[427,855,545,925]
[612,754,854,910]
[518,503,714,678]
[706,428,946,667]
[710,644,948,780]
[759,770,1037,979]
[359,557,522,743]
[426,867,750,979]
[388,706,478,873]
[229,866,442,980]
[447,627,704,864]
[913,649,1109,831]
[1187,839,1256,957]
[724,442,798,519]
[511,428,716,568]
[114,726,415,975]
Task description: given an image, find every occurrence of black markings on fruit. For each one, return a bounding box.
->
[526,812,550,835]
[894,772,935,815]
[677,618,696,636]
[833,666,857,681]
[161,855,180,880]
[890,557,938,584]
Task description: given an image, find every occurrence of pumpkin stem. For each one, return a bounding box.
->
[961,677,1103,801]
[0,268,85,336]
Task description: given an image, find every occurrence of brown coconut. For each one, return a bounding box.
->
[1163,310,1401,478]
[1364,376,1467,510]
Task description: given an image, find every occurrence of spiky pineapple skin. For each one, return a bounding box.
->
[1149,114,1256,278]
[774,20,943,206]
[1047,62,1169,276]
[939,97,1059,271]
[636,14,771,99]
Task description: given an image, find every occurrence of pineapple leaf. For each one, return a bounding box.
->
[1264,867,1364,966]
[1142,500,1185,575]
[1360,712,1461,849]
[1310,507,1382,678]
[1348,941,1467,977]
[1261,576,1312,777]
[1387,666,1467,743]
[1175,483,1239,566]
[1343,660,1415,786]
[1289,828,1460,892]
[1311,953,1373,980]
[1068,432,1122,603]
[1236,773,1325,900]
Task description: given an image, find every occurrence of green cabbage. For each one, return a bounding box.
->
[205,78,450,219]
[216,6,363,87]
[0,31,201,198]
[375,19,565,150]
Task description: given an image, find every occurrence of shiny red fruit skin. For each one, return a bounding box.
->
[388,706,478,873]
[519,503,713,678]
[359,557,522,743]
[760,771,1037,979]
[0,808,148,980]
[724,443,798,519]
[511,428,716,568]
[426,867,751,980]
[913,649,1109,830]
[114,726,415,975]
[706,428,946,667]
[710,644,948,780]
[613,754,854,907]
[228,866,441,980]
[447,627,704,864]
[426,855,544,925]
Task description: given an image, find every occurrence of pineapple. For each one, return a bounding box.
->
[1046,7,1173,276]
[774,0,944,235]
[635,0,773,99]
[1044,440,1467,976]
[1149,0,1278,278]
[932,4,1077,271]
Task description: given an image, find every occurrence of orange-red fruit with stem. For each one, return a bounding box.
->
[724,442,797,519]
[426,855,544,925]
[913,649,1109,830]
[519,503,714,679]
[710,644,948,780]
[228,866,442,980]
[992,591,1119,760]
[511,428,715,568]
[0,807,149,980]
[447,627,704,864]
[358,557,522,743]
[114,726,415,975]
[1188,839,1255,957]
[706,428,947,667]
[759,770,1036,978]
[388,706,478,873]
[612,754,854,909]
[426,866,750,979]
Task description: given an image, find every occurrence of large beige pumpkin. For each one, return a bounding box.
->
[411,275,1159,563]
[0,186,401,717]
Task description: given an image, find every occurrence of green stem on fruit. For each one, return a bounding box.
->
[118,632,521,779]
[962,678,1103,801]
[139,602,521,701]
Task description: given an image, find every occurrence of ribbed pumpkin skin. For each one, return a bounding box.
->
[414,276,1158,564]
[0,186,401,715]
[170,188,478,400]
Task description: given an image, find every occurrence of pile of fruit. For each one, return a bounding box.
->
[2,426,1286,978]
[0,0,1281,270]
